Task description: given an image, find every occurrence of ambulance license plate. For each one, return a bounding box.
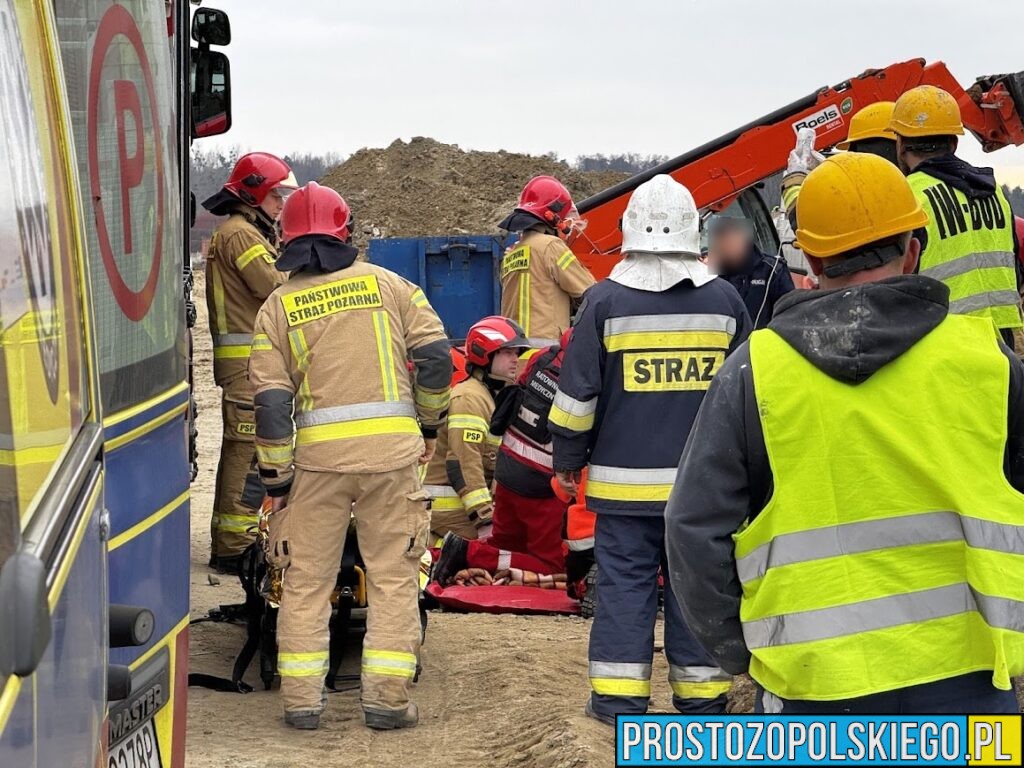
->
[108,719,162,768]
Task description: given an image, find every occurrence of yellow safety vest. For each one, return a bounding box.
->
[908,171,1021,330]
[739,315,1024,701]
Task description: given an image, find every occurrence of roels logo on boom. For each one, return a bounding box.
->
[792,105,844,134]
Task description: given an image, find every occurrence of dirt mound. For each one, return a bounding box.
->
[319,137,629,247]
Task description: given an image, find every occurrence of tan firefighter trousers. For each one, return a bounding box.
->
[211,375,263,559]
[269,463,430,713]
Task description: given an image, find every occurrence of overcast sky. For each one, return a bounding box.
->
[201,0,1024,175]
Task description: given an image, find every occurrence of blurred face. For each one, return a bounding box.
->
[490,348,521,382]
[260,188,288,220]
[708,228,752,272]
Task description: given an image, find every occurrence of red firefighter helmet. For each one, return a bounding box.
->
[516,176,578,232]
[464,316,529,366]
[223,152,298,206]
[280,182,352,244]
[450,345,469,386]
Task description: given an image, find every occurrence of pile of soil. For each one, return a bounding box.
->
[319,137,630,247]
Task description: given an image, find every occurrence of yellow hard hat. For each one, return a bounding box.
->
[795,153,928,258]
[888,85,964,138]
[835,102,897,150]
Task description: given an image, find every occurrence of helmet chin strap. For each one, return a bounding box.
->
[482,362,513,392]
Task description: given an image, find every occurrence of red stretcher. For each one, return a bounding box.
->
[424,582,580,615]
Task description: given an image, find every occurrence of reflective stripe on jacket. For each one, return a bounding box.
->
[249,262,451,488]
[206,210,285,384]
[550,277,752,515]
[740,314,1024,700]
[500,229,594,342]
[908,171,1021,330]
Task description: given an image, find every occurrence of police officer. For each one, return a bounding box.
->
[889,85,1023,347]
[667,153,1024,714]
[706,215,795,328]
[549,175,752,724]
[202,152,297,571]
[249,183,452,730]
[423,316,528,542]
[499,176,595,346]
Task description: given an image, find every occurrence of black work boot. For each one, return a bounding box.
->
[584,699,615,727]
[364,702,419,731]
[431,532,469,587]
[284,710,321,730]
[209,553,243,575]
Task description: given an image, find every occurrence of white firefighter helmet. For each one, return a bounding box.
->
[621,174,700,256]
[611,175,712,291]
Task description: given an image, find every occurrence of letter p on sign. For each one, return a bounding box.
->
[114,79,143,255]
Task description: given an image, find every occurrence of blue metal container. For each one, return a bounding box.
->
[367,234,513,340]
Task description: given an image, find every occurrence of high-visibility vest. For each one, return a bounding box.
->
[908,171,1021,330]
[739,314,1024,701]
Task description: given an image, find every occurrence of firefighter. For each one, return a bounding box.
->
[705,214,795,328]
[499,176,595,346]
[249,182,452,730]
[423,316,528,542]
[666,152,1024,713]
[782,101,898,228]
[889,85,1023,347]
[202,152,298,571]
[432,330,572,585]
[549,174,752,724]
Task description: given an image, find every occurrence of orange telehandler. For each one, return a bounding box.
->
[570,58,1024,278]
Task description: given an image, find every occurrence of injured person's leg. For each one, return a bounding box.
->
[431,531,568,588]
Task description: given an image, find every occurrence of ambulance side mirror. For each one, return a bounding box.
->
[191,7,231,47]
[0,552,52,677]
[191,48,232,139]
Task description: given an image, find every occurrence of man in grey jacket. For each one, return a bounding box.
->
[665,153,1024,715]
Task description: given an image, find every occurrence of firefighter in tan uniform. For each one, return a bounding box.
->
[249,183,452,731]
[423,317,528,541]
[202,152,298,570]
[499,176,595,346]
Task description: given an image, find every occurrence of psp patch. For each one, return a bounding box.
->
[500,245,531,279]
[623,351,723,392]
[282,275,383,326]
[462,429,485,444]
[236,422,256,435]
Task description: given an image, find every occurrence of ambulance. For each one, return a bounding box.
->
[0,2,230,765]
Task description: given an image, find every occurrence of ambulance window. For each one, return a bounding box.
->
[53,0,185,415]
[0,1,89,570]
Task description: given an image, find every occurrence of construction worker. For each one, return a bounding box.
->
[432,330,572,585]
[706,215,795,328]
[423,316,528,541]
[889,85,1023,347]
[666,152,1024,714]
[782,101,898,227]
[249,182,452,730]
[202,152,297,571]
[550,174,752,724]
[499,176,595,346]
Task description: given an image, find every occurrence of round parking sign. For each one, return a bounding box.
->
[87,3,165,322]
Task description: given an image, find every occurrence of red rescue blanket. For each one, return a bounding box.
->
[425,580,580,615]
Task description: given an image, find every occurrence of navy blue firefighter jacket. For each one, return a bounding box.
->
[549,276,751,516]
